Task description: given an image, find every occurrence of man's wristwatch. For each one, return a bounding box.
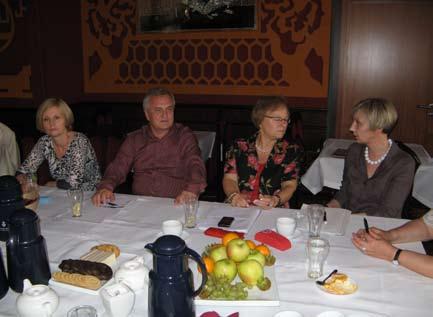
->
[392,248,402,266]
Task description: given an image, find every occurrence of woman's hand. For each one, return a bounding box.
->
[252,194,279,210]
[352,229,397,262]
[231,193,249,208]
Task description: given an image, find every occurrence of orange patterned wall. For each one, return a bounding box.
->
[82,0,331,100]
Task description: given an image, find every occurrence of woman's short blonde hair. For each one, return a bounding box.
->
[251,96,290,128]
[352,98,398,135]
[36,98,74,132]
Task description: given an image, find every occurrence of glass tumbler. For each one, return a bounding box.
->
[67,188,84,217]
[306,237,330,279]
[307,204,325,237]
[183,196,198,228]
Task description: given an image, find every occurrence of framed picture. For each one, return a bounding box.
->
[137,0,256,32]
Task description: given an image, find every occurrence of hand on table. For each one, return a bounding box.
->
[352,228,397,262]
[252,194,279,210]
[230,193,249,208]
[92,188,115,207]
[174,190,197,205]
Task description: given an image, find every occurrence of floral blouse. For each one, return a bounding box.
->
[224,133,301,204]
[18,132,101,191]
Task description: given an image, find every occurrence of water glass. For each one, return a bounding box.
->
[67,305,97,317]
[67,189,83,217]
[306,237,330,279]
[22,173,39,211]
[307,204,325,237]
[183,196,198,228]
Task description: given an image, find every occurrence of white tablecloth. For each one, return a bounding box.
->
[1,187,432,317]
[301,138,433,208]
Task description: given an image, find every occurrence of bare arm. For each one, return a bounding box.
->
[222,173,249,207]
[352,216,433,278]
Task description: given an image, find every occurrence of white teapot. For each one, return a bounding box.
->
[16,279,59,317]
[115,256,149,292]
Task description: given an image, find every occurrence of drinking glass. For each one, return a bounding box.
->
[67,188,83,217]
[306,237,330,279]
[183,196,198,228]
[67,305,97,317]
[22,173,39,212]
[307,204,325,237]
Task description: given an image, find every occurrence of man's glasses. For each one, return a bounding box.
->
[264,115,291,124]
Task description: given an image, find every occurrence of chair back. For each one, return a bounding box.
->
[395,140,420,219]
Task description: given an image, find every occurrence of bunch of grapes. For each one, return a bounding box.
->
[199,275,248,300]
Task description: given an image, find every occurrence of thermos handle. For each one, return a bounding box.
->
[185,247,208,297]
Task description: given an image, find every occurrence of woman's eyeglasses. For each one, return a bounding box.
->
[264,115,291,124]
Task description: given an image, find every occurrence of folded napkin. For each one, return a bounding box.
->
[301,204,351,236]
[197,207,261,233]
[200,312,239,317]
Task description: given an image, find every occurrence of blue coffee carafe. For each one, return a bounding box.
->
[145,235,207,317]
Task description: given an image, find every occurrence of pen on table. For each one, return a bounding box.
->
[364,217,370,234]
[323,211,327,224]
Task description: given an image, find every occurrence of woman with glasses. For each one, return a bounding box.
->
[327,98,415,218]
[223,96,302,209]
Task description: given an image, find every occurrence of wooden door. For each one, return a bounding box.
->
[335,0,433,155]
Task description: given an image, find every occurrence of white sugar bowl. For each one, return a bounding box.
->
[115,256,149,292]
[16,279,59,317]
[100,282,135,317]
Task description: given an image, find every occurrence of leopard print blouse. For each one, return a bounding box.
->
[18,132,101,191]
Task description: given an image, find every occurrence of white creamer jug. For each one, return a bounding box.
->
[115,256,149,292]
[16,279,59,317]
[100,282,135,317]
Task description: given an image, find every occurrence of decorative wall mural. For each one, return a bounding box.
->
[82,0,331,102]
[0,0,32,99]
[137,0,256,32]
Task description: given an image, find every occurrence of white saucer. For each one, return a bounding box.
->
[157,230,190,240]
[274,228,302,240]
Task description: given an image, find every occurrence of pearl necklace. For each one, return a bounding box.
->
[364,139,392,165]
[255,142,274,153]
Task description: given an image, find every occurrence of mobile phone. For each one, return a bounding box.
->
[218,216,235,228]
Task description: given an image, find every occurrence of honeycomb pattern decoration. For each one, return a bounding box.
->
[115,38,289,87]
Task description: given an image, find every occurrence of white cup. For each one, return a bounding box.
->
[316,311,345,317]
[100,282,135,317]
[274,311,304,317]
[162,220,183,236]
[276,217,296,237]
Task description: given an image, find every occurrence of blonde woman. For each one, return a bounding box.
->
[327,98,415,218]
[17,98,101,190]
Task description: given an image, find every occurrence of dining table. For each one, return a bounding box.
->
[1,187,432,317]
[301,138,433,208]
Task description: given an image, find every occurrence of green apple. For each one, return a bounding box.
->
[227,238,250,262]
[237,259,271,290]
[246,249,266,267]
[213,259,237,283]
[209,244,228,263]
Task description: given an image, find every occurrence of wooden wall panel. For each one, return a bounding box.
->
[81,0,332,103]
[0,0,32,99]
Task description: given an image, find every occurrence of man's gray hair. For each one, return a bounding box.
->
[142,87,176,112]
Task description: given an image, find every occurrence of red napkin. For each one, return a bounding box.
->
[204,227,245,239]
[200,312,239,317]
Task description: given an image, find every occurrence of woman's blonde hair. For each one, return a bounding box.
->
[352,98,398,135]
[251,96,290,128]
[36,98,74,132]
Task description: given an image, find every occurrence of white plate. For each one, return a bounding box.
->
[49,253,137,295]
[156,230,190,240]
[193,265,280,306]
[316,275,358,296]
[49,276,115,295]
[274,228,302,240]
